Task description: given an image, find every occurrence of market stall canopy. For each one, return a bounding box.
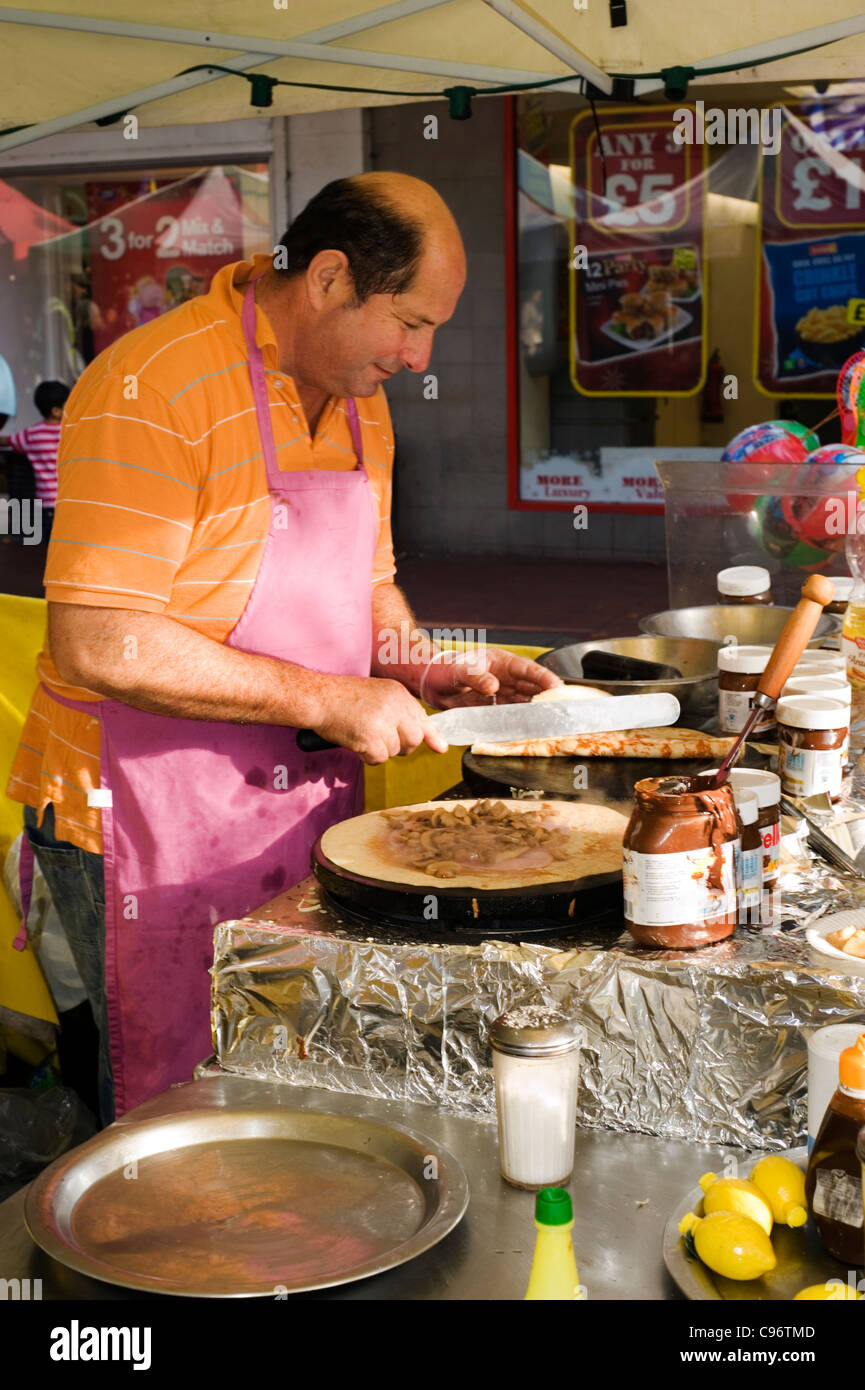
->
[3,2,865,152]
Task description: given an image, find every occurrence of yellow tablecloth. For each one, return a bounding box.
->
[0,593,57,1064]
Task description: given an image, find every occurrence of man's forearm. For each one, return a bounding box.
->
[370,582,437,695]
[48,603,339,727]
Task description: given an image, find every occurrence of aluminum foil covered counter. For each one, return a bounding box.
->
[211,864,865,1151]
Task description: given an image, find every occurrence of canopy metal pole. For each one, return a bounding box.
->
[481,0,612,94]
[0,9,579,87]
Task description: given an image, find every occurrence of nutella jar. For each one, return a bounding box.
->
[622,776,740,948]
[735,791,762,924]
[717,644,774,734]
[825,576,854,617]
[717,566,772,605]
[776,695,847,800]
[702,767,781,892]
[782,676,851,765]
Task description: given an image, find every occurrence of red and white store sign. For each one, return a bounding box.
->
[519,447,720,508]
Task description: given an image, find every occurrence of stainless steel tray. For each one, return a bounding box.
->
[663,1148,860,1300]
[25,1106,469,1297]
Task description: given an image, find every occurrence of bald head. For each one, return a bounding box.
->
[274,172,465,305]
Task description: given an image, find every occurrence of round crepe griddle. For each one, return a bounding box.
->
[312,797,627,924]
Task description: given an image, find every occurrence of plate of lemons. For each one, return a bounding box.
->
[663,1150,863,1301]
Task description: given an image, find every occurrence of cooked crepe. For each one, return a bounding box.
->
[319,797,627,890]
[470,727,737,759]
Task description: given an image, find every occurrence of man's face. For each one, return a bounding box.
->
[297,242,466,398]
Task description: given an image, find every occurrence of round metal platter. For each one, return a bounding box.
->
[25,1106,470,1298]
[662,1148,860,1300]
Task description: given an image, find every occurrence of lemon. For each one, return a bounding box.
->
[699,1172,774,1235]
[794,1282,862,1301]
[749,1155,808,1228]
[678,1209,776,1281]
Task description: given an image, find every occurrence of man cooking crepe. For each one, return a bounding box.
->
[8,173,558,1123]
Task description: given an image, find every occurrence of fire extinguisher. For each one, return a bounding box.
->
[701,349,725,423]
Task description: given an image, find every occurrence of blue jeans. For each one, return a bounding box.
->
[23,803,115,1125]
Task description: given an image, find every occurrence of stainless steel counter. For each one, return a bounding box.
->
[0,1074,726,1300]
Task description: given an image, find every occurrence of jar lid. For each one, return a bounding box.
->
[717,565,771,597]
[721,768,781,808]
[736,789,758,825]
[795,651,846,669]
[782,677,851,705]
[839,1033,865,1090]
[775,694,848,731]
[831,577,855,601]
[490,1005,583,1058]
[717,643,772,674]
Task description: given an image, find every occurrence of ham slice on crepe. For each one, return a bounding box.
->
[470,727,738,759]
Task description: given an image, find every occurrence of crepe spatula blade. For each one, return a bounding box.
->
[430,691,680,747]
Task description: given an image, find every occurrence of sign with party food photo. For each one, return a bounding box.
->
[569,106,708,397]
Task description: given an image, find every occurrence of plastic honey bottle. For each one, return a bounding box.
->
[842,535,865,688]
[805,1032,865,1264]
[524,1188,582,1300]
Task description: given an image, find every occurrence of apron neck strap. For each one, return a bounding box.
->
[241,280,365,485]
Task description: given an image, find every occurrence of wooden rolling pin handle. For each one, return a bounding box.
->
[756,574,836,702]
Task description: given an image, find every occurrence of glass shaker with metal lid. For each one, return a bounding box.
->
[490,1005,584,1191]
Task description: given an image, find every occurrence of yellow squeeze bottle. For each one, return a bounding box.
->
[524,1188,582,1300]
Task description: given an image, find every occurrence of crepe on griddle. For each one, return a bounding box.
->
[319,797,627,890]
[470,727,737,759]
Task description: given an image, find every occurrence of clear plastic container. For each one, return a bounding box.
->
[655,461,854,609]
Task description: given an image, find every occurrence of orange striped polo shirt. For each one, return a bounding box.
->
[7,253,396,854]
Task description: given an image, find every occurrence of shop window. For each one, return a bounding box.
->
[0,164,270,427]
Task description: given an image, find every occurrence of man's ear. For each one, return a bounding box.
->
[306,250,353,309]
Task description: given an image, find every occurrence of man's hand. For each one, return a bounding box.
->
[312,675,448,765]
[418,648,562,710]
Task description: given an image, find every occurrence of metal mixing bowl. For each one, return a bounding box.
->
[639,605,842,646]
[537,636,719,723]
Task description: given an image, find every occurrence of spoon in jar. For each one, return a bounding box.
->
[709,574,836,789]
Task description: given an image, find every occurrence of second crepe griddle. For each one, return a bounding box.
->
[462,743,772,806]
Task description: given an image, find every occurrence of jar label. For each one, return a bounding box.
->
[761,820,780,878]
[736,845,762,906]
[812,1169,864,1229]
[842,634,865,689]
[622,842,737,927]
[778,742,843,798]
[718,687,774,734]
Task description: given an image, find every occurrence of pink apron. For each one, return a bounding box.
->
[41,283,378,1115]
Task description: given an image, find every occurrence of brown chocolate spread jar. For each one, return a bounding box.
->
[717,644,774,734]
[776,695,846,801]
[716,566,772,605]
[622,776,740,949]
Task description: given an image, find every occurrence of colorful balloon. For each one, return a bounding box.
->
[748,493,833,570]
[781,445,865,552]
[722,421,818,512]
[837,350,865,447]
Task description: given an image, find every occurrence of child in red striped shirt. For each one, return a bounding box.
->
[1,379,70,541]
